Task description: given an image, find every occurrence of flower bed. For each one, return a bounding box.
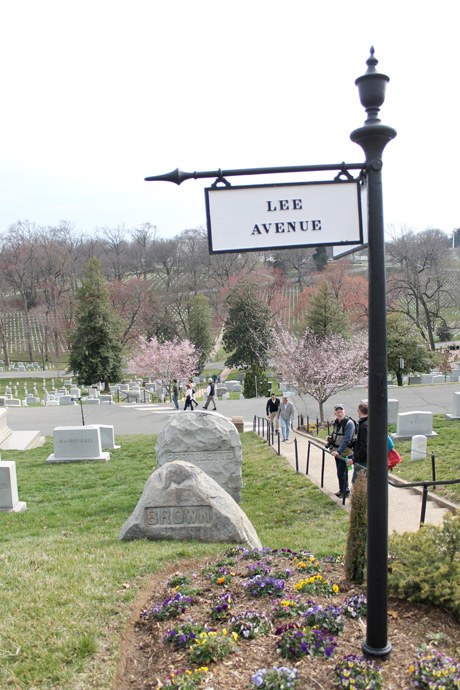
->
[131,549,460,690]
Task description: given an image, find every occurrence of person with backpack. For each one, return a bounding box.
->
[347,402,368,485]
[203,377,217,410]
[326,404,356,499]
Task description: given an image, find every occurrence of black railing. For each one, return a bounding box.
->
[253,415,299,470]
[297,415,331,436]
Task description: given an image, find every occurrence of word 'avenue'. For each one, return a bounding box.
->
[251,219,321,235]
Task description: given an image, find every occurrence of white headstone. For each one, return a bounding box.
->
[388,399,399,425]
[445,391,460,420]
[420,374,433,384]
[93,424,120,449]
[411,435,427,462]
[46,426,110,463]
[59,395,76,406]
[98,394,113,404]
[0,461,27,512]
[84,398,100,405]
[392,411,438,440]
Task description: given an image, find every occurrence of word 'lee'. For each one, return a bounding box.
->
[251,198,321,236]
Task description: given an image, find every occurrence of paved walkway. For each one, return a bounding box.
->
[268,428,456,534]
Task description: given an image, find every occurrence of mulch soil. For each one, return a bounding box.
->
[112,551,460,690]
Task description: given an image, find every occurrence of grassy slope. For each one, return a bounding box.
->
[0,433,348,690]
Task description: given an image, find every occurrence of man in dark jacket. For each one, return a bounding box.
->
[266,393,280,433]
[348,402,368,485]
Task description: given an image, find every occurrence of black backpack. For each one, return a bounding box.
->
[346,416,358,450]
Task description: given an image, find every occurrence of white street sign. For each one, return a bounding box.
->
[206,180,365,254]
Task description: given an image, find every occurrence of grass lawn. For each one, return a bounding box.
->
[0,433,349,690]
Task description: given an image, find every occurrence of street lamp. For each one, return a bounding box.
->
[351,47,397,658]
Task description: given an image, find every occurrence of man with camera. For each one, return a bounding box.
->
[326,404,355,499]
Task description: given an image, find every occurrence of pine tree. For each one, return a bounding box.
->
[188,294,214,371]
[305,280,348,338]
[223,281,271,371]
[68,258,124,391]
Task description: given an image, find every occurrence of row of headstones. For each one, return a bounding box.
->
[0,424,120,513]
[390,365,460,386]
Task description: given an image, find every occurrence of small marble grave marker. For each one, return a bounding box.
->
[411,435,427,462]
[93,424,120,449]
[0,461,27,512]
[119,461,261,548]
[46,426,110,463]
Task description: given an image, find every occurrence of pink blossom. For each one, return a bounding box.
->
[272,327,368,422]
[128,336,199,394]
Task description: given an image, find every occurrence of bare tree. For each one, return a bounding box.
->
[0,222,39,361]
[35,224,82,360]
[386,228,453,350]
[99,225,131,280]
[130,223,157,279]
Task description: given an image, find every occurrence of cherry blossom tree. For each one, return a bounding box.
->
[128,336,199,398]
[272,327,368,422]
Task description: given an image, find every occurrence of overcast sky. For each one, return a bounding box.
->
[0,1,458,240]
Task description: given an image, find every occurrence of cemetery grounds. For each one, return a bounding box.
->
[0,428,459,689]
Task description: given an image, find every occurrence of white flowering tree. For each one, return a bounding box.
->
[272,327,368,422]
[128,336,199,398]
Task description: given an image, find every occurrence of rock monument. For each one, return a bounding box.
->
[155,411,243,502]
[119,460,261,548]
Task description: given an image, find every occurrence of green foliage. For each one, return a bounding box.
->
[387,313,434,386]
[305,280,349,338]
[243,364,269,397]
[68,258,124,388]
[312,246,328,272]
[437,322,453,342]
[345,471,367,584]
[187,294,214,371]
[388,513,460,620]
[223,281,271,370]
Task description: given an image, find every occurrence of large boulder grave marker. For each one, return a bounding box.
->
[155,411,243,503]
[119,460,261,549]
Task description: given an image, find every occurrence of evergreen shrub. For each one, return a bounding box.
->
[388,513,460,620]
[344,471,367,584]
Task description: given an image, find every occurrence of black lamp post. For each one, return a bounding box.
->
[350,48,397,657]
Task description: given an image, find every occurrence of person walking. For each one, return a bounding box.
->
[172,379,179,410]
[203,377,217,410]
[347,402,368,484]
[184,384,195,411]
[327,404,355,499]
[277,396,295,441]
[266,392,280,434]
